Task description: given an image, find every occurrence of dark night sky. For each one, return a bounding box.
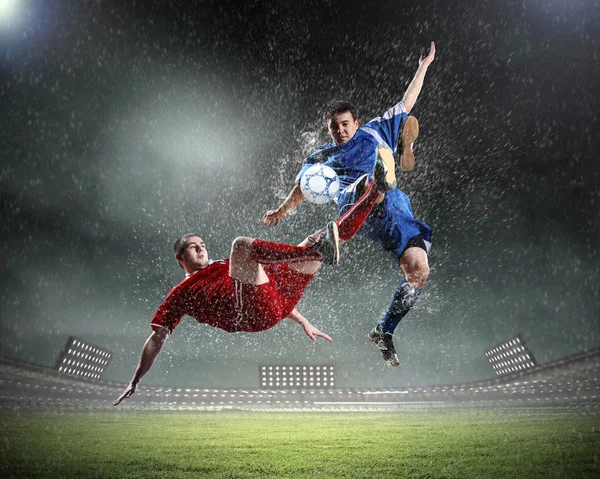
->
[1,0,599,389]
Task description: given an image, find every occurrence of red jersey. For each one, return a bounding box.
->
[151,259,313,334]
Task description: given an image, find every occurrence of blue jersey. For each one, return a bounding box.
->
[297,101,408,191]
[296,101,432,257]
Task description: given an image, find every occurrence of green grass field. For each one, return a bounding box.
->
[0,409,598,478]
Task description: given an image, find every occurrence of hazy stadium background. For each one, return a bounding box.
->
[1,0,598,455]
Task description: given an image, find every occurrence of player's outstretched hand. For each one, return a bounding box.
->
[261,208,285,227]
[303,323,333,343]
[420,41,436,67]
[114,383,137,406]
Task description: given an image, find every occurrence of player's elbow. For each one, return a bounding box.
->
[231,236,254,255]
[152,328,169,344]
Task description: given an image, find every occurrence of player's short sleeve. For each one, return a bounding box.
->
[150,288,186,334]
[362,101,408,150]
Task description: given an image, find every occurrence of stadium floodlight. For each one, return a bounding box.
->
[55,336,112,380]
[260,364,335,389]
[484,334,536,377]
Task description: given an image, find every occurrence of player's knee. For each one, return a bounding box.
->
[231,236,254,256]
[405,262,429,289]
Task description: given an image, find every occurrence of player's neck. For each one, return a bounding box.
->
[184,262,211,277]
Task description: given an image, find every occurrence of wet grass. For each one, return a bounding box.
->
[0,409,598,478]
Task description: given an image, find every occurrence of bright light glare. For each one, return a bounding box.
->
[0,0,19,22]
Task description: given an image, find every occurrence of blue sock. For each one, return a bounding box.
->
[378,280,422,335]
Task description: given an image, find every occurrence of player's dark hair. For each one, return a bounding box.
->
[322,100,358,123]
[173,233,200,255]
[173,233,201,269]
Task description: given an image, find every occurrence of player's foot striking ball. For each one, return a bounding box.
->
[397,115,419,172]
[368,327,400,367]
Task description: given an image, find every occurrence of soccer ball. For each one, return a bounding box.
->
[300,164,340,204]
[299,164,340,204]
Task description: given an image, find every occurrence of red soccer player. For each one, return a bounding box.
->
[114,157,395,405]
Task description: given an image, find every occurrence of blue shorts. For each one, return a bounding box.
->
[338,184,432,259]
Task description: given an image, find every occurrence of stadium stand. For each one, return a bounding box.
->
[1,349,598,411]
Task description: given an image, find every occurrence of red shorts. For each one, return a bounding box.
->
[229,263,314,333]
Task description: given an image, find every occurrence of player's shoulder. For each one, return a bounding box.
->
[364,101,407,125]
[177,259,228,284]
[356,128,376,139]
[162,279,187,304]
[355,128,379,145]
[212,258,229,268]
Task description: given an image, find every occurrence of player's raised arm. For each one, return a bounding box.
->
[113,328,169,406]
[402,41,436,113]
[287,308,332,343]
[261,184,306,227]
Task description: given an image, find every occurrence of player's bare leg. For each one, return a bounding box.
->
[368,246,429,367]
[229,236,271,285]
[399,246,429,290]
[230,222,340,282]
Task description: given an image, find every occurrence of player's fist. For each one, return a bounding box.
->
[261,208,286,227]
[113,383,137,406]
[420,41,436,67]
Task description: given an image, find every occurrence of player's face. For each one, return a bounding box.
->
[326,111,359,145]
[179,236,209,272]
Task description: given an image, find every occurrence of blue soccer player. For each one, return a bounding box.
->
[262,42,436,367]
